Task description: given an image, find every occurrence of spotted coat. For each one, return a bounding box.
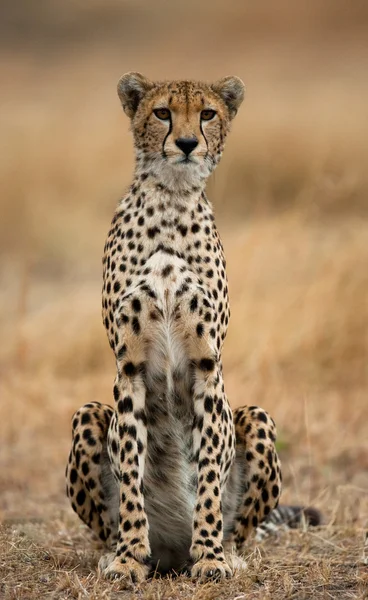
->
[66,73,286,586]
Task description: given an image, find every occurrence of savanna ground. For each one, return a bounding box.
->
[0,2,368,598]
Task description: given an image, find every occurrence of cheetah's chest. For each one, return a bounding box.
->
[143,390,196,570]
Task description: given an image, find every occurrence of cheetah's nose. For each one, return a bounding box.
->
[175,137,199,156]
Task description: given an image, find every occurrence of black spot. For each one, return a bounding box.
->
[206,470,216,483]
[91,453,100,464]
[118,396,133,413]
[191,223,200,233]
[76,489,86,506]
[162,264,173,277]
[196,323,204,337]
[199,358,215,372]
[125,440,133,452]
[81,412,91,425]
[122,473,131,485]
[113,385,120,401]
[258,428,266,439]
[190,295,198,311]
[240,516,248,527]
[204,396,213,413]
[123,520,132,532]
[178,224,188,237]
[132,298,141,313]
[256,443,265,454]
[262,488,269,503]
[70,468,77,484]
[126,501,135,512]
[81,462,89,476]
[216,399,223,415]
[132,317,141,335]
[127,424,138,438]
[117,344,127,360]
[130,537,140,546]
[82,429,97,446]
[257,411,268,424]
[272,484,280,498]
[147,226,160,238]
[204,499,213,510]
[114,281,121,293]
[205,513,215,524]
[123,362,137,377]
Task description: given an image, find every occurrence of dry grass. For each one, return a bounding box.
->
[1,518,368,599]
[1,2,368,598]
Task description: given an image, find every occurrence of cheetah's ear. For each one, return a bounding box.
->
[117,72,154,119]
[211,76,245,119]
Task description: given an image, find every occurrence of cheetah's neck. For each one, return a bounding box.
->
[132,154,209,198]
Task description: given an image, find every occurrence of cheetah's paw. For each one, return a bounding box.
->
[98,555,149,587]
[98,552,115,572]
[191,558,232,582]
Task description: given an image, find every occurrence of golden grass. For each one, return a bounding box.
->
[1,2,368,596]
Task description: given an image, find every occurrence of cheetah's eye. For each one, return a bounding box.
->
[201,109,217,121]
[153,108,171,120]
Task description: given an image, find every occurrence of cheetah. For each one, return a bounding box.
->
[66,73,321,586]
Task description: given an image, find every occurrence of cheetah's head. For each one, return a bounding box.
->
[117,73,245,190]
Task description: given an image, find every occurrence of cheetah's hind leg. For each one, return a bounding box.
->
[65,402,119,557]
[225,405,282,555]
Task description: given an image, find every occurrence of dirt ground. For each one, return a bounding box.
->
[1,1,368,598]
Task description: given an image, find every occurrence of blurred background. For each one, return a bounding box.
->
[0,1,367,522]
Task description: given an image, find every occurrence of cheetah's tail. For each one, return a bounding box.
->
[256,505,322,541]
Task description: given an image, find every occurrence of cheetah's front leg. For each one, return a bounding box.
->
[99,335,150,586]
[190,362,234,582]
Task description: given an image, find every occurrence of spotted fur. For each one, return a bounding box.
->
[66,74,320,587]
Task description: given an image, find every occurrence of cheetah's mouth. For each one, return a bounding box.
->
[176,156,198,165]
